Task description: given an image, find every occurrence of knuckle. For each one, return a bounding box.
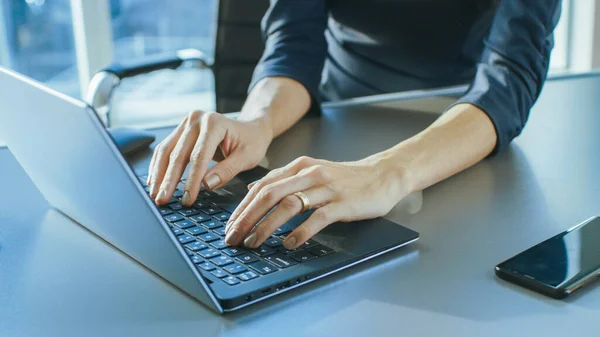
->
[189,150,203,163]
[188,110,203,120]
[295,156,313,168]
[202,111,220,127]
[304,165,327,181]
[258,186,277,203]
[235,216,255,231]
[313,208,330,222]
[219,162,236,179]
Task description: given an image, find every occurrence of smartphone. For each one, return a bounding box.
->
[495,216,600,299]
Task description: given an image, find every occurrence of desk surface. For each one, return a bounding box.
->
[2,75,600,337]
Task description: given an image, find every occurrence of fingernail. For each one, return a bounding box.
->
[182,190,190,205]
[204,174,221,190]
[284,236,297,250]
[244,233,257,248]
[156,189,166,202]
[225,229,239,245]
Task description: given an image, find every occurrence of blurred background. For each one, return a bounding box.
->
[0,0,593,130]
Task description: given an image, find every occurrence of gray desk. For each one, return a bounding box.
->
[2,74,599,337]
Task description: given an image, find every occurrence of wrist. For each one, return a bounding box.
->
[359,150,417,203]
[238,112,275,143]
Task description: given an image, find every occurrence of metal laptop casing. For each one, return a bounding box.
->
[0,68,223,313]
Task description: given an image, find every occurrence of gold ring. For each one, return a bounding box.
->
[293,191,311,214]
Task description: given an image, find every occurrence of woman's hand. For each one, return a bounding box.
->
[224,155,412,250]
[147,110,273,206]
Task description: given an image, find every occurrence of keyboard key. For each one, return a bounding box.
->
[222,247,245,257]
[164,213,184,222]
[198,248,220,259]
[249,261,278,275]
[193,200,210,208]
[186,225,208,236]
[264,237,283,248]
[199,191,216,199]
[171,227,184,236]
[189,214,211,223]
[185,249,194,256]
[210,239,228,249]
[166,197,179,204]
[223,263,247,274]
[278,246,302,255]
[177,234,195,245]
[169,202,185,211]
[251,245,276,257]
[222,276,241,286]
[200,220,224,230]
[308,245,334,257]
[236,254,259,264]
[290,250,316,262]
[265,253,298,268]
[197,262,216,271]
[211,269,228,278]
[300,239,318,249]
[159,208,173,216]
[174,219,195,229]
[201,207,220,215]
[198,233,219,242]
[213,227,227,236]
[179,208,200,217]
[237,271,259,282]
[173,189,184,198]
[274,226,293,236]
[213,213,230,221]
[190,255,204,264]
[185,241,208,252]
[210,255,234,267]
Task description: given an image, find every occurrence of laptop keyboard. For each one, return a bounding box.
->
[137,175,335,286]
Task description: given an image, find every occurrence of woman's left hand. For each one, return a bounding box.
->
[224,155,411,250]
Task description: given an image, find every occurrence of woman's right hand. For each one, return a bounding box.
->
[147,109,273,206]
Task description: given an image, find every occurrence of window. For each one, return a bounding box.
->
[549,0,571,71]
[110,0,217,61]
[106,0,218,127]
[0,0,79,96]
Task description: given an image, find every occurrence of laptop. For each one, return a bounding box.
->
[0,67,419,313]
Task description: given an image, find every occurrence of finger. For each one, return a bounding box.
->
[146,147,158,185]
[227,156,316,231]
[247,156,316,190]
[148,120,187,198]
[203,151,249,190]
[225,167,328,246]
[155,123,199,204]
[242,186,335,248]
[182,113,225,206]
[283,203,343,249]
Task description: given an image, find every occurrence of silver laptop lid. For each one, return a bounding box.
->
[0,67,222,313]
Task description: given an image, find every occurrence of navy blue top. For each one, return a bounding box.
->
[249,0,562,154]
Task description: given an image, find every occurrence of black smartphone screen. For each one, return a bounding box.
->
[499,217,600,289]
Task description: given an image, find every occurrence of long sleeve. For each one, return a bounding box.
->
[452,0,562,155]
[248,0,328,110]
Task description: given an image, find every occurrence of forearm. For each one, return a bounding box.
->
[374,103,497,196]
[238,76,312,140]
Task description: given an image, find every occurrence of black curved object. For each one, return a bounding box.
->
[100,52,188,79]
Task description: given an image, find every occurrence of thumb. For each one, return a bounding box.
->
[203,152,253,190]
